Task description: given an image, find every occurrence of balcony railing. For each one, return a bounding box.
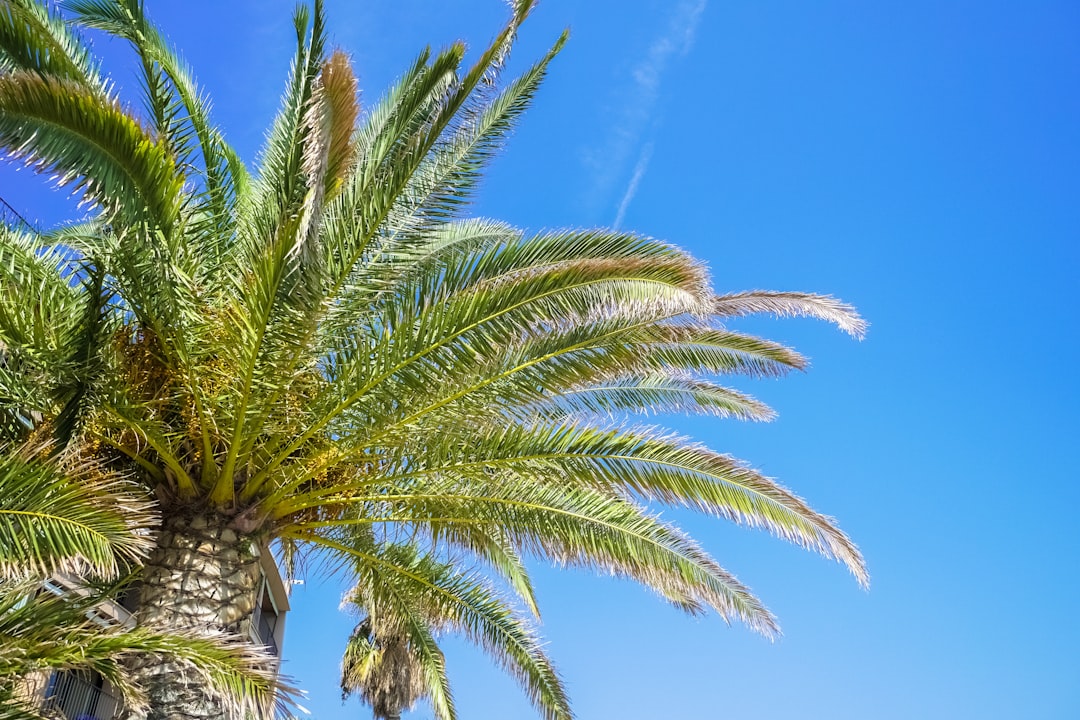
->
[0,195,37,233]
[38,671,122,720]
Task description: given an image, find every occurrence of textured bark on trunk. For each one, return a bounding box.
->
[124,514,263,720]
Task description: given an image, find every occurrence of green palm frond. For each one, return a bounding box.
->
[346,322,794,442]
[244,230,712,482]
[533,373,776,421]
[320,5,550,300]
[0,227,87,440]
[0,0,103,88]
[0,439,291,719]
[51,263,114,447]
[240,0,327,242]
[367,418,865,586]
[0,72,183,231]
[461,528,541,618]
[0,447,155,579]
[0,699,48,720]
[0,227,83,355]
[387,30,567,227]
[280,473,778,635]
[65,0,248,243]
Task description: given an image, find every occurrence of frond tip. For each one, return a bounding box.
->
[714,291,869,339]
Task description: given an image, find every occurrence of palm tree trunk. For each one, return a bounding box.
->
[124,514,264,720]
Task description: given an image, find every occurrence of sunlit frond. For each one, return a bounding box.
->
[0,0,103,88]
[0,447,155,580]
[66,0,249,256]
[714,290,868,339]
[0,72,182,231]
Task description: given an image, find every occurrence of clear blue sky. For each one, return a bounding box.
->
[7,1,1080,718]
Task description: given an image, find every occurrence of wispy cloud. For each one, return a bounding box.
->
[633,0,706,98]
[614,142,654,229]
[584,0,707,223]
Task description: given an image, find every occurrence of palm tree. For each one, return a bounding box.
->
[341,618,425,720]
[0,0,867,717]
[0,447,283,719]
[338,538,564,720]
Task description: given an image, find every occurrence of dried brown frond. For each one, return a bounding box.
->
[320,50,360,197]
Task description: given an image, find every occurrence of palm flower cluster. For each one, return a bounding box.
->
[0,0,866,718]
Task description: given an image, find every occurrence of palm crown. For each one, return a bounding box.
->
[0,0,866,717]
